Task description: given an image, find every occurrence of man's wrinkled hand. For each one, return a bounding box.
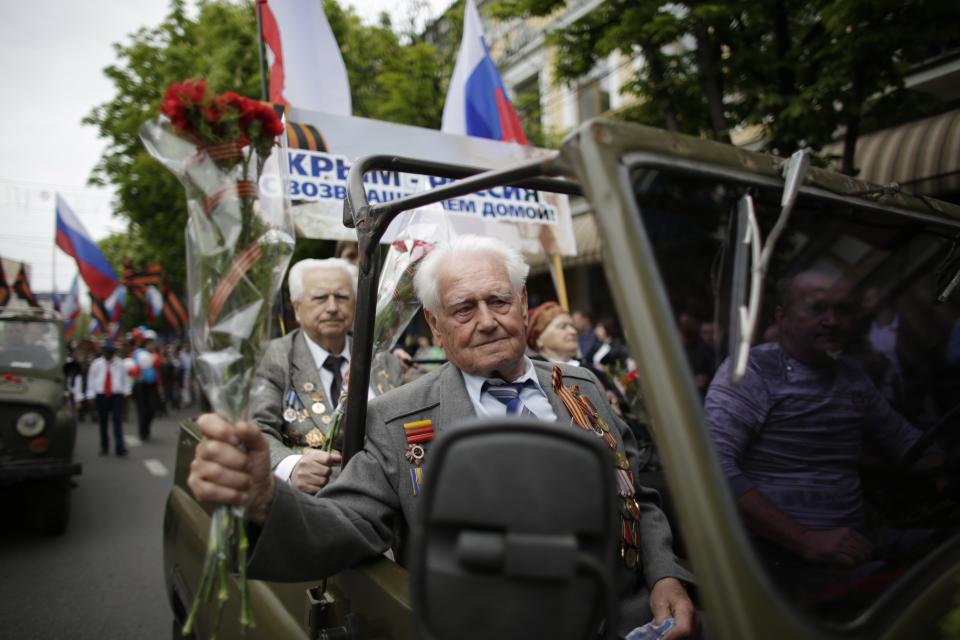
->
[187,413,276,526]
[650,577,696,639]
[800,527,874,566]
[291,449,343,494]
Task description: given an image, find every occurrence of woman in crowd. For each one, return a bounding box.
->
[526,302,651,453]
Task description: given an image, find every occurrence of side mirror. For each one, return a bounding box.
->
[410,419,619,640]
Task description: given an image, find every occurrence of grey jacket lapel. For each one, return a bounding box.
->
[436,363,476,434]
[290,331,330,430]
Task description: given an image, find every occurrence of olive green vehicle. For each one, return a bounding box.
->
[0,307,81,535]
[165,119,960,639]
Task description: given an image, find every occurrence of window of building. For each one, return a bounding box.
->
[577,78,611,122]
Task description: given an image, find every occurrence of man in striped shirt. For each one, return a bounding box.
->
[706,271,924,574]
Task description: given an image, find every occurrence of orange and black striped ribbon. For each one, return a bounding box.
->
[0,262,10,306]
[13,265,38,307]
[207,243,263,327]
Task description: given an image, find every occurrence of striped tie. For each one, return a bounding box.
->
[484,381,538,418]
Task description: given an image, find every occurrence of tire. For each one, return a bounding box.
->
[32,477,71,535]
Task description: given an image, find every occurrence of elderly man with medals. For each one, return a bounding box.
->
[250,258,405,494]
[190,236,697,638]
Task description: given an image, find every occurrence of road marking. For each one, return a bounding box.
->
[124,435,143,448]
[143,459,168,477]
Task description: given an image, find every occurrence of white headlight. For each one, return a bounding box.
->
[16,411,46,437]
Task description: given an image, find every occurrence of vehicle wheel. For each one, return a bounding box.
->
[32,478,70,535]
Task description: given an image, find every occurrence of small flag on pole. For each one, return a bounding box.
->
[55,195,118,300]
[146,285,164,320]
[61,275,80,337]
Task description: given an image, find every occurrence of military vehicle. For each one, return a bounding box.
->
[165,118,960,639]
[0,307,81,534]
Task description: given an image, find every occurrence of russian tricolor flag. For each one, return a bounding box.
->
[61,275,80,337]
[441,0,528,144]
[55,194,118,301]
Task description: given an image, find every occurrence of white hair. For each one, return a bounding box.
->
[288,258,358,302]
[414,235,530,314]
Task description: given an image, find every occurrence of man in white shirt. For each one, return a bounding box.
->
[250,258,405,494]
[87,341,131,456]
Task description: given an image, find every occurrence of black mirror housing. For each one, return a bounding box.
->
[410,419,619,640]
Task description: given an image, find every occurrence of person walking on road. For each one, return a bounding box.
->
[132,331,160,440]
[87,341,132,456]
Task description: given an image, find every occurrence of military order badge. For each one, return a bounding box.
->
[403,419,434,496]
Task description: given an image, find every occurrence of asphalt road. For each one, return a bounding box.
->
[0,404,196,639]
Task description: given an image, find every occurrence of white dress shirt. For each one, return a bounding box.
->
[460,357,558,421]
[86,356,132,399]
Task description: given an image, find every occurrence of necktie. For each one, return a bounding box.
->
[104,361,113,398]
[484,380,538,418]
[323,355,345,402]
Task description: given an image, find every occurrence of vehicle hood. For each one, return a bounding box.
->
[0,373,64,408]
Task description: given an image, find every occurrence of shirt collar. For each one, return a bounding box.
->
[303,332,350,370]
[461,356,545,406]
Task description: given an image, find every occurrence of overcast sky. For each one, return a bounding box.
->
[0,0,449,294]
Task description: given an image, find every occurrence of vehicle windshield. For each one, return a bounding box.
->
[0,319,61,371]
[630,165,960,625]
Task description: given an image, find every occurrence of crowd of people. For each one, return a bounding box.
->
[65,331,195,454]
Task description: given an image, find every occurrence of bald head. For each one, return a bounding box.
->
[776,271,855,366]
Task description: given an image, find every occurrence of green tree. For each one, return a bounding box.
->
[84,0,261,300]
[490,0,959,170]
[85,0,447,315]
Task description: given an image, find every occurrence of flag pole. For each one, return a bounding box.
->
[255,0,269,101]
[51,193,58,311]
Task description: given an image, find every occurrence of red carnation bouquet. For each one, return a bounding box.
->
[142,79,294,637]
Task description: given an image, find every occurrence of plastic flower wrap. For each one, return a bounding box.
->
[140,79,295,637]
[315,219,444,456]
[372,239,434,355]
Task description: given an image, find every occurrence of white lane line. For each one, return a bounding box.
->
[144,459,169,477]
[124,435,143,448]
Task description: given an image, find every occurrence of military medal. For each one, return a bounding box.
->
[404,443,426,465]
[303,382,315,392]
[403,419,435,496]
[305,428,326,448]
[552,365,642,571]
[284,389,305,423]
[311,402,325,415]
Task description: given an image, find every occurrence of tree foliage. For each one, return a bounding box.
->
[490,0,959,170]
[85,0,447,322]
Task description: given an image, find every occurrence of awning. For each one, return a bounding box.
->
[825,109,960,197]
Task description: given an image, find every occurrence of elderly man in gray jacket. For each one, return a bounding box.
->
[189,235,696,638]
[251,258,404,494]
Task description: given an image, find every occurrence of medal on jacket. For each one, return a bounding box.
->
[403,419,434,496]
[552,365,641,570]
[283,389,306,423]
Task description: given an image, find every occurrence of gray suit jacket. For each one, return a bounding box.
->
[250,329,405,468]
[248,359,693,628]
